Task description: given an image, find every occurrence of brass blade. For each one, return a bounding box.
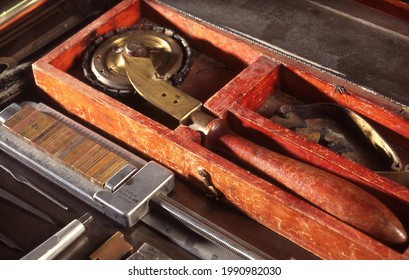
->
[124,54,202,124]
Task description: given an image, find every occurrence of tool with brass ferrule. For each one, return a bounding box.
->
[82,25,407,245]
[0,102,270,260]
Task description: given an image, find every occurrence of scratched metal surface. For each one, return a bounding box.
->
[160,0,409,108]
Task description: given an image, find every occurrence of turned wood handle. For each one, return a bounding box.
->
[204,119,407,244]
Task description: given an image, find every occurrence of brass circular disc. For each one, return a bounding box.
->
[90,29,184,90]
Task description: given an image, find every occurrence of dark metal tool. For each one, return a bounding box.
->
[270,103,409,187]
[0,162,68,210]
[0,232,23,251]
[82,26,407,245]
[0,187,54,224]
[0,0,48,31]
[277,103,403,171]
[146,194,270,260]
[0,0,109,74]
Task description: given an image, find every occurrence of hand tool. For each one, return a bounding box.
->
[82,25,407,245]
[0,232,23,251]
[0,0,47,31]
[21,212,92,260]
[271,103,403,171]
[270,103,409,187]
[0,161,68,210]
[0,102,271,260]
[0,0,109,74]
[0,187,54,224]
[144,194,272,260]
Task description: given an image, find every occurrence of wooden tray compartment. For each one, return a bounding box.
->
[206,55,409,252]
[32,0,409,259]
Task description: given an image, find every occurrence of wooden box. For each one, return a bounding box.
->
[32,0,409,259]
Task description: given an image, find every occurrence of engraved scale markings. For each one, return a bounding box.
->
[1,103,266,258]
[3,105,128,187]
[3,105,35,128]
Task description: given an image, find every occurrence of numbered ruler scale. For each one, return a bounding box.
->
[0,102,269,260]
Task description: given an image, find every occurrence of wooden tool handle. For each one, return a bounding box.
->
[204,119,407,244]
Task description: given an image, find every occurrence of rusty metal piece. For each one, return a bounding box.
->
[89,231,133,260]
[333,84,347,94]
[319,127,353,154]
[270,104,307,129]
[303,132,321,143]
